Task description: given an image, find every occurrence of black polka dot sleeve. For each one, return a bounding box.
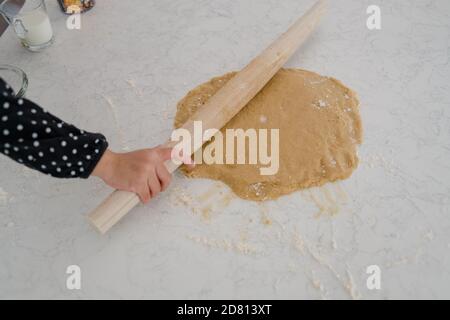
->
[0,78,108,179]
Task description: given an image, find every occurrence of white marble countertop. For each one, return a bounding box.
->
[0,0,449,299]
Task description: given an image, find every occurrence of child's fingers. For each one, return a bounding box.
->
[147,171,161,198]
[157,147,174,161]
[156,164,172,191]
[137,183,151,204]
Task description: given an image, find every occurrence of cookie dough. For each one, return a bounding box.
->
[174,69,362,201]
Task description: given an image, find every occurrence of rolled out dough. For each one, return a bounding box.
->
[174,69,362,201]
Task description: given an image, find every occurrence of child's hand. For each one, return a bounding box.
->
[92,147,174,203]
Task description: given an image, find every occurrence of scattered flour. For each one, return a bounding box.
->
[125,79,143,97]
[424,230,434,241]
[361,153,395,173]
[187,235,260,255]
[0,187,11,206]
[292,232,306,255]
[296,231,360,299]
[20,167,40,178]
[310,270,328,299]
[102,94,130,151]
[385,248,423,268]
[249,182,267,199]
[312,99,328,110]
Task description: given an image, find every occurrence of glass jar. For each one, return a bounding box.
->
[58,0,95,15]
[0,64,28,98]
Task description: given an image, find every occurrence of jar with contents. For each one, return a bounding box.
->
[0,0,55,52]
[58,0,95,14]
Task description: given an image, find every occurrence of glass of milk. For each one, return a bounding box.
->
[0,0,54,52]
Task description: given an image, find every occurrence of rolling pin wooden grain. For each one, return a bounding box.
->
[88,0,327,234]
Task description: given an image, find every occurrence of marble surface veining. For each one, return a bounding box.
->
[0,0,449,299]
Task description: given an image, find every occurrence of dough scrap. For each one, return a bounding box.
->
[174,69,362,201]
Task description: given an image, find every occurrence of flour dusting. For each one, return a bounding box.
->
[0,187,11,206]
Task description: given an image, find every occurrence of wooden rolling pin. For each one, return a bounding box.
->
[88,0,327,234]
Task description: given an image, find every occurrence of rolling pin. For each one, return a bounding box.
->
[88,0,327,234]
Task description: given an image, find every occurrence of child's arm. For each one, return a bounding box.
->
[0,78,172,203]
[1,78,107,179]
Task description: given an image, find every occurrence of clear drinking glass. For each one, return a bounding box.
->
[0,0,54,52]
[0,64,28,98]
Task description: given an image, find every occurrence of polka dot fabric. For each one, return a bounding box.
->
[1,78,108,178]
